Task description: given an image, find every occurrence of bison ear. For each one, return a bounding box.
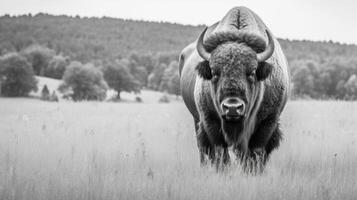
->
[256,62,273,81]
[196,60,212,80]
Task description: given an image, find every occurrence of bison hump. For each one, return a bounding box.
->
[203,7,270,53]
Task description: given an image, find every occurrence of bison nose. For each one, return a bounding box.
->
[221,98,245,117]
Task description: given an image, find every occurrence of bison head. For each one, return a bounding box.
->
[196,27,275,145]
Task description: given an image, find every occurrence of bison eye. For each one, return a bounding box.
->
[212,74,219,83]
[248,71,256,82]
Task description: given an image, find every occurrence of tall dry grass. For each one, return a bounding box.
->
[0,98,356,200]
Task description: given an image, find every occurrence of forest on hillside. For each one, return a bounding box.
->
[1,13,357,100]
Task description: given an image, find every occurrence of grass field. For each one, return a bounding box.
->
[0,97,357,200]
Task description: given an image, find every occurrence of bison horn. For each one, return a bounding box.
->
[197,27,211,61]
[257,29,275,62]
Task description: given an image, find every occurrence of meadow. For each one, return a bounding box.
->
[0,95,357,200]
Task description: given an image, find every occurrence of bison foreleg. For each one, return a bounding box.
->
[195,120,229,168]
[231,116,280,173]
[194,120,212,166]
[249,116,280,163]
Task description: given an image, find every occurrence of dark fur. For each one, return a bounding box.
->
[196,60,212,80]
[257,62,273,81]
[204,32,266,54]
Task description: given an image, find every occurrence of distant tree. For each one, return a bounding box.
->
[128,52,141,64]
[147,63,167,90]
[344,74,357,99]
[159,61,178,92]
[22,44,55,76]
[134,66,148,87]
[11,32,34,52]
[59,61,108,101]
[130,53,156,74]
[155,52,178,66]
[314,71,332,98]
[291,64,315,98]
[0,53,37,97]
[0,74,4,96]
[41,84,50,100]
[168,73,180,96]
[0,41,16,55]
[121,58,148,88]
[44,55,68,79]
[102,60,140,100]
[336,80,347,99]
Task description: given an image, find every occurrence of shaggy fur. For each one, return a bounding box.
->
[195,41,272,170]
[204,32,266,54]
[179,7,290,172]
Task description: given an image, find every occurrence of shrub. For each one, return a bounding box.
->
[59,61,108,101]
[135,96,143,103]
[0,52,38,97]
[158,93,170,103]
[49,91,59,102]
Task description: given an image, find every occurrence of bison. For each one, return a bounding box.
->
[179,7,290,171]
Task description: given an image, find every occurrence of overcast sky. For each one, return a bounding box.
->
[0,0,356,44]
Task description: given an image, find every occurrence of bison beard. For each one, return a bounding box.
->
[220,82,264,151]
[221,119,244,145]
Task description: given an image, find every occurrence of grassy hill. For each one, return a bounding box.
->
[1,13,357,63]
[0,14,202,61]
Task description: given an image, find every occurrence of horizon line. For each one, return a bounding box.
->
[1,11,356,46]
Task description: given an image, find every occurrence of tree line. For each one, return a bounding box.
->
[280,39,357,99]
[1,14,357,100]
[0,44,180,101]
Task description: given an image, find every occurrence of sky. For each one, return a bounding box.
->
[0,0,356,44]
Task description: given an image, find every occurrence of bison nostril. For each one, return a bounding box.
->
[221,98,245,116]
[236,103,243,112]
[222,103,229,110]
[236,103,245,114]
